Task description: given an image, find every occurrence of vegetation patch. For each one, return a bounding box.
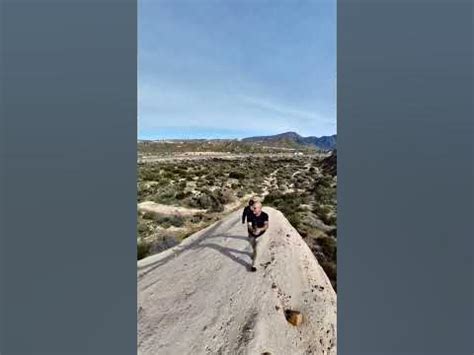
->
[137,150,337,289]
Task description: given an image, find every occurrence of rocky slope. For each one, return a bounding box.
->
[242,132,337,150]
[138,207,337,355]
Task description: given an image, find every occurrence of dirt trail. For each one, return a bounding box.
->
[261,168,280,198]
[138,207,337,355]
[138,201,206,216]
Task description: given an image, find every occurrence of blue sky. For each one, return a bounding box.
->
[139,0,336,140]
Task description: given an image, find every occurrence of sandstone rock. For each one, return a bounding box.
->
[285,310,303,326]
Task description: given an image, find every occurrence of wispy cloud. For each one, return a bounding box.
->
[139,0,336,139]
[238,95,333,124]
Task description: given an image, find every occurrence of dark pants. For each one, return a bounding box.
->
[248,229,265,265]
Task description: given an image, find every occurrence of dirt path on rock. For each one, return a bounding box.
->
[138,207,337,355]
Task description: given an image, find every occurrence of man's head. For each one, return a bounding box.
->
[253,201,262,216]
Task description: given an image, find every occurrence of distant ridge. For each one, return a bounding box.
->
[138,132,337,150]
[242,131,337,150]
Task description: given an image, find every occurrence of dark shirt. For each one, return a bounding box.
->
[242,206,253,224]
[249,211,269,229]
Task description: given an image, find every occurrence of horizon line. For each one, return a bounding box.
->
[137,131,337,141]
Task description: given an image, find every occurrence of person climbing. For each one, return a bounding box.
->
[242,199,255,224]
[246,201,269,272]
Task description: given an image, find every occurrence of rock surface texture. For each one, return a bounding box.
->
[138,207,337,355]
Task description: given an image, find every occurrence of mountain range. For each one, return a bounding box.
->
[241,131,337,150]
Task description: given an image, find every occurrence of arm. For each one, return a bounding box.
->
[254,221,268,234]
[242,207,247,224]
[248,222,253,232]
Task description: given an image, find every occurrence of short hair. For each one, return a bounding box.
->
[253,201,262,208]
[249,199,255,206]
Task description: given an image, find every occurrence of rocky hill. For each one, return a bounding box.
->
[320,150,337,177]
[242,132,337,150]
[138,207,337,355]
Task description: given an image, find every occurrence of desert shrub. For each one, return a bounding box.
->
[152,186,178,204]
[157,178,169,187]
[229,171,245,179]
[312,203,328,216]
[313,184,334,204]
[264,191,284,205]
[137,221,149,236]
[315,175,333,189]
[149,234,179,254]
[215,189,234,204]
[313,204,336,226]
[141,170,157,181]
[154,214,185,228]
[319,260,337,291]
[183,196,200,209]
[195,192,223,212]
[236,190,244,198]
[323,213,337,226]
[137,239,151,260]
[287,213,302,229]
[162,171,173,179]
[208,199,224,212]
[137,189,146,202]
[171,215,185,227]
[327,227,337,238]
[316,235,337,261]
[174,167,188,177]
[190,213,204,223]
[142,211,155,220]
[253,185,264,195]
[175,191,186,200]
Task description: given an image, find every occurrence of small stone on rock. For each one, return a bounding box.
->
[284,310,303,326]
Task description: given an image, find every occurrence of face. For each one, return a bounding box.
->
[253,204,262,216]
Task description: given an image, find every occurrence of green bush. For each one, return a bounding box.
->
[323,213,337,226]
[287,213,302,229]
[154,214,185,228]
[216,189,234,204]
[175,192,186,200]
[142,212,155,220]
[137,221,149,235]
[229,171,245,179]
[162,171,173,179]
[316,235,337,261]
[137,240,151,260]
[190,213,204,223]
